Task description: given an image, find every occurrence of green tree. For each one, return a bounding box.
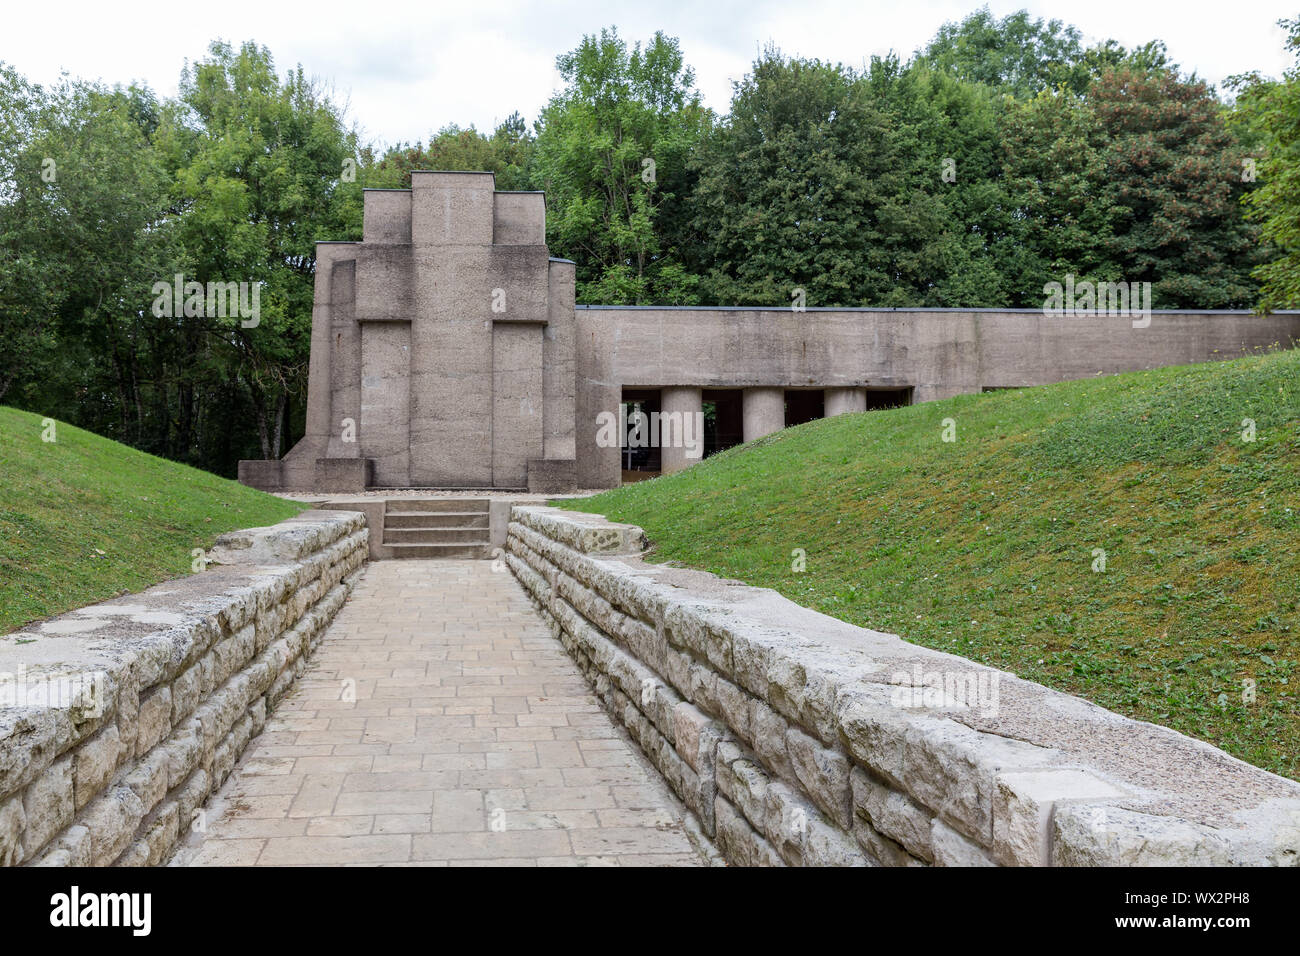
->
[692,52,900,306]
[919,7,1090,97]
[365,114,535,190]
[0,74,179,446]
[861,57,1008,305]
[168,40,363,460]
[1230,18,1300,309]
[1090,65,1261,307]
[996,88,1117,303]
[694,50,1008,307]
[532,27,711,304]
[0,63,57,402]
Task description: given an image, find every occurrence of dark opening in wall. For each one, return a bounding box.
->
[864,387,913,410]
[703,388,743,458]
[620,388,661,479]
[785,389,825,427]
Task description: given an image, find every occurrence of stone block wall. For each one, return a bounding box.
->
[506,505,1300,866]
[0,511,367,866]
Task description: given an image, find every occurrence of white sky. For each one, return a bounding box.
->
[4,0,1294,148]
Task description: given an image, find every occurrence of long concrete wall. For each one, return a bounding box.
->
[506,505,1300,866]
[574,307,1300,488]
[0,512,367,866]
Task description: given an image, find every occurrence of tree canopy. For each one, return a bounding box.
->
[0,10,1290,478]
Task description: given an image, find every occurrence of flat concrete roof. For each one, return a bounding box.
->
[576,305,1300,315]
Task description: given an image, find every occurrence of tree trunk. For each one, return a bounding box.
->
[271,390,287,459]
[248,378,272,459]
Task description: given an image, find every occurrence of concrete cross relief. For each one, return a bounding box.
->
[241,171,578,495]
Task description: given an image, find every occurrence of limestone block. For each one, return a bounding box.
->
[21,754,74,857]
[29,824,91,867]
[851,813,927,867]
[254,605,286,653]
[714,796,784,867]
[161,719,203,790]
[135,685,173,758]
[126,636,175,693]
[645,681,681,745]
[0,708,70,797]
[170,663,203,724]
[903,718,1060,844]
[215,624,257,685]
[835,685,913,790]
[81,786,145,866]
[175,768,211,837]
[730,630,772,700]
[992,768,1128,866]
[0,792,25,865]
[619,617,666,675]
[1052,804,1233,866]
[750,700,794,781]
[687,661,721,718]
[198,649,218,696]
[123,747,170,816]
[663,649,691,698]
[728,759,770,832]
[851,765,934,862]
[931,817,997,867]
[786,726,852,830]
[135,800,180,867]
[218,587,259,635]
[802,814,871,867]
[714,739,744,803]
[672,701,714,773]
[250,696,268,735]
[762,781,809,866]
[73,724,122,810]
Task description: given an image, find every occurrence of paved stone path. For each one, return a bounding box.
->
[174,560,707,867]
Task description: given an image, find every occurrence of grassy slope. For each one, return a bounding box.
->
[568,349,1300,779]
[0,407,306,634]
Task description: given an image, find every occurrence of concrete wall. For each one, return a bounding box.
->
[506,505,1300,866]
[573,307,1300,488]
[0,512,367,866]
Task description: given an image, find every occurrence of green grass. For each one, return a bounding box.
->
[0,406,306,634]
[567,348,1300,779]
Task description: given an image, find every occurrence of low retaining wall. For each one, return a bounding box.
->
[506,505,1300,866]
[0,511,367,867]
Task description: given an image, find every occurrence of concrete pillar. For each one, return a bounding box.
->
[742,387,786,442]
[660,387,703,474]
[824,387,867,417]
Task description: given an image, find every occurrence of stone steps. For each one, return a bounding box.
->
[384,542,494,559]
[385,512,489,529]
[382,499,491,559]
[386,498,487,513]
[385,526,489,544]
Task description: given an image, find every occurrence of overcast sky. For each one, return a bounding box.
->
[4,0,1294,147]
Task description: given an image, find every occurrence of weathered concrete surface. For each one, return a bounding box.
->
[237,171,1300,495]
[506,505,1300,867]
[659,386,703,475]
[245,172,577,493]
[573,306,1300,487]
[0,511,368,866]
[825,387,867,416]
[741,387,786,442]
[173,560,710,867]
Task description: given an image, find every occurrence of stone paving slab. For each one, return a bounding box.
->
[173,560,708,867]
